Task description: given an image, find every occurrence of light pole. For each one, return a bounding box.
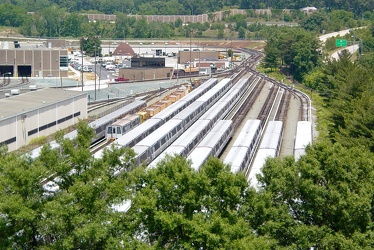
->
[189,29,192,85]
[94,36,101,101]
[94,36,98,100]
[81,37,87,91]
[99,60,101,91]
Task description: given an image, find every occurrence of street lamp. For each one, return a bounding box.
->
[165,42,168,56]
[94,35,100,100]
[80,37,87,91]
[189,29,192,85]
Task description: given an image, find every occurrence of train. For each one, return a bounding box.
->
[224,119,262,174]
[105,114,141,140]
[147,76,253,169]
[29,99,146,159]
[131,78,233,166]
[94,78,220,158]
[248,121,283,189]
[294,121,312,161]
[188,120,233,171]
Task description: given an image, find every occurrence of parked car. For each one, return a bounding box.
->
[114,77,129,82]
[106,64,116,71]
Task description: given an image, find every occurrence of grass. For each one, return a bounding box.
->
[256,65,292,84]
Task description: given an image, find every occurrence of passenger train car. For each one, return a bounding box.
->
[294,121,312,161]
[147,76,252,169]
[29,99,146,159]
[131,78,233,166]
[188,120,233,171]
[105,114,141,140]
[224,119,262,174]
[248,121,283,189]
[94,78,219,159]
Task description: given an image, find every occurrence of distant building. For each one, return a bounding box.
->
[0,39,68,78]
[300,7,318,14]
[112,42,135,58]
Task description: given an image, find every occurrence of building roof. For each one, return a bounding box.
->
[0,88,86,121]
[113,42,135,56]
[301,6,318,12]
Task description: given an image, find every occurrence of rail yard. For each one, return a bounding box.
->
[33,47,312,195]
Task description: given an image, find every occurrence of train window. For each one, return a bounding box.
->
[117,127,122,134]
[161,137,166,145]
[107,127,113,134]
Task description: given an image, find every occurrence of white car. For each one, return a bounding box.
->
[106,64,116,70]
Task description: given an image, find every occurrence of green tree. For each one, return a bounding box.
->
[133,16,149,38]
[261,38,279,71]
[300,11,328,33]
[238,26,246,39]
[257,141,374,248]
[125,155,274,248]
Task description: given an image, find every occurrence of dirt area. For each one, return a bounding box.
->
[69,71,97,81]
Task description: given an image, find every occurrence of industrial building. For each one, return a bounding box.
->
[0,39,69,78]
[0,88,87,152]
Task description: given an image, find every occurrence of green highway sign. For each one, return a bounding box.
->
[336,39,347,47]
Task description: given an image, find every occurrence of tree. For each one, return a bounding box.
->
[238,26,246,39]
[125,155,275,248]
[261,38,279,71]
[256,140,374,248]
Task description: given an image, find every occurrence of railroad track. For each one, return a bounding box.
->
[230,77,265,130]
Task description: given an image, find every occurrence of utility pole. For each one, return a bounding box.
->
[81,38,84,91]
[189,29,192,85]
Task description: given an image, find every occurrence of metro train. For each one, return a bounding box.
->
[188,120,233,171]
[294,121,312,161]
[224,119,262,174]
[105,114,141,140]
[147,76,253,169]
[132,78,233,166]
[248,121,283,189]
[29,99,146,159]
[94,78,219,159]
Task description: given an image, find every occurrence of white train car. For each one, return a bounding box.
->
[105,114,141,140]
[147,120,212,169]
[132,119,184,165]
[94,78,218,159]
[224,119,262,174]
[294,121,312,161]
[131,78,232,166]
[29,99,146,159]
[188,120,233,171]
[248,121,283,190]
[147,77,250,169]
